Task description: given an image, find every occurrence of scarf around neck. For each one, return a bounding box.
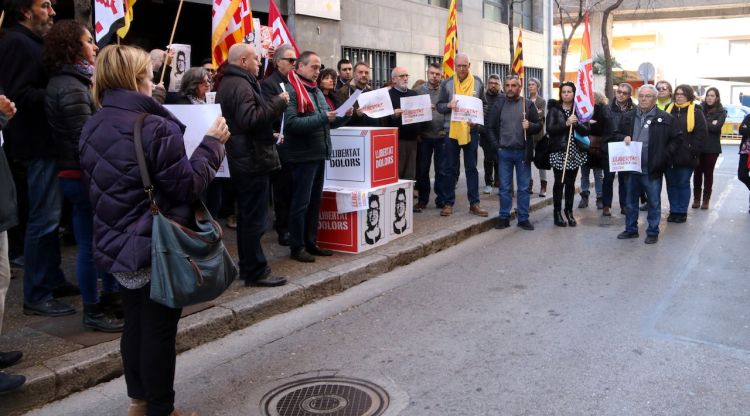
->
[289,71,317,113]
[449,73,475,145]
[666,101,695,133]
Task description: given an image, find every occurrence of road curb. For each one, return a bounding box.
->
[1,196,553,415]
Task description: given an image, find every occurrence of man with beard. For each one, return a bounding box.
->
[602,82,635,216]
[384,67,420,183]
[336,61,379,127]
[336,59,353,91]
[415,63,445,211]
[479,74,502,195]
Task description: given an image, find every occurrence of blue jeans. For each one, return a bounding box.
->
[416,137,444,206]
[602,172,628,209]
[234,174,272,280]
[436,132,479,207]
[625,173,662,236]
[288,160,325,252]
[24,159,66,304]
[498,149,531,222]
[665,166,692,214]
[59,178,117,304]
[580,165,603,197]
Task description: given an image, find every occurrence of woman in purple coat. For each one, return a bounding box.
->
[79,45,230,416]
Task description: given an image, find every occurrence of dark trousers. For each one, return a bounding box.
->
[288,160,325,252]
[234,174,271,281]
[7,158,27,260]
[271,164,292,234]
[121,284,182,416]
[416,137,444,205]
[553,167,579,211]
[482,144,499,187]
[602,172,628,209]
[693,153,719,193]
[202,178,225,219]
[739,154,750,191]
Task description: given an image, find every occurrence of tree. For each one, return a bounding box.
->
[554,0,598,84]
[600,0,625,100]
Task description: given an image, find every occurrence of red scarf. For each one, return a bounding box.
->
[288,70,316,113]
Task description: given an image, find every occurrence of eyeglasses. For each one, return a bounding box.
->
[280,58,296,64]
[657,87,669,92]
[615,90,629,95]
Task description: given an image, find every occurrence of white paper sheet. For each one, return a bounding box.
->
[356,88,394,118]
[450,95,484,125]
[608,141,643,173]
[336,89,362,117]
[164,104,230,178]
[400,95,433,125]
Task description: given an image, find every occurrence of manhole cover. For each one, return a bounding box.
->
[260,376,389,416]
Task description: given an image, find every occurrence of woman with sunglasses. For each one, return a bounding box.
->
[175,67,212,104]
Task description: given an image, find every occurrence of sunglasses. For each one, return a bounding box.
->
[657,87,669,92]
[280,58,297,64]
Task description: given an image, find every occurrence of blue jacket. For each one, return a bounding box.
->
[79,89,224,273]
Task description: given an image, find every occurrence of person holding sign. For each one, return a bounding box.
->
[337,61,379,127]
[546,82,590,227]
[217,43,290,287]
[435,53,488,218]
[384,67,421,183]
[615,84,681,244]
[486,75,542,230]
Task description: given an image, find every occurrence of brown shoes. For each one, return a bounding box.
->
[470,204,488,217]
[440,204,453,216]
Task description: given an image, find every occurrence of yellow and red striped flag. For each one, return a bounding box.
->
[511,24,524,84]
[212,0,253,66]
[575,13,594,122]
[441,0,458,79]
[115,0,136,39]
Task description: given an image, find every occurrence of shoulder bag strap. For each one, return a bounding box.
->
[133,113,159,213]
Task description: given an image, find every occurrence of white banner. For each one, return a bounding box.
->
[400,95,433,125]
[357,88,394,118]
[450,95,484,125]
[93,0,125,47]
[168,44,191,93]
[608,142,643,173]
[164,104,230,178]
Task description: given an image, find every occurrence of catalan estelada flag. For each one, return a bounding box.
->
[115,0,136,39]
[212,0,254,66]
[441,0,458,79]
[575,13,594,123]
[511,24,524,84]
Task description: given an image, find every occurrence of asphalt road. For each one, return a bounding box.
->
[26,148,750,416]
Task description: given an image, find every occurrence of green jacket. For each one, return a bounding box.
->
[281,83,348,163]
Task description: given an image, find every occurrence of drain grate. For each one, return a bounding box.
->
[260,376,389,416]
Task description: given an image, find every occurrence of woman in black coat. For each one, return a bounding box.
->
[739,113,750,213]
[176,67,212,105]
[695,87,726,209]
[43,20,123,332]
[546,81,591,227]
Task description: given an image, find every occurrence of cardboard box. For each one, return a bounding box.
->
[317,180,413,253]
[324,127,399,189]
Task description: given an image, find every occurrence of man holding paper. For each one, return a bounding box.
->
[615,84,681,244]
[435,53,488,217]
[217,43,290,286]
[336,61,379,127]
[384,67,422,184]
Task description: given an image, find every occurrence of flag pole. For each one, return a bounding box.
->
[160,0,185,85]
[0,11,5,28]
[561,124,574,182]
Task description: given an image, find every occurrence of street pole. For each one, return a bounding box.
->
[546,0,553,97]
[286,0,296,38]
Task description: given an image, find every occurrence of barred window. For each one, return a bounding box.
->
[483,62,509,84]
[525,67,543,96]
[341,47,397,89]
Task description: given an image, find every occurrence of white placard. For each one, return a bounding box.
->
[205,92,216,104]
[608,141,643,173]
[400,95,432,125]
[356,88,394,118]
[322,186,370,213]
[164,104,230,178]
[336,89,362,117]
[168,44,191,93]
[450,95,484,125]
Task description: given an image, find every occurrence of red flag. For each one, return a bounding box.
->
[268,0,299,57]
[575,13,594,123]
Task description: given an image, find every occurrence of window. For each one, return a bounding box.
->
[416,0,461,9]
[524,67,543,97]
[483,62,509,84]
[341,47,397,88]
[513,0,533,32]
[483,0,508,24]
[425,55,443,79]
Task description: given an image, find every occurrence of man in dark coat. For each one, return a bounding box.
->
[602,82,635,216]
[384,66,421,183]
[217,43,289,287]
[336,61,379,127]
[0,0,78,317]
[615,84,682,244]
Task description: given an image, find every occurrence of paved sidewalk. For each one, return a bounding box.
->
[1,165,557,414]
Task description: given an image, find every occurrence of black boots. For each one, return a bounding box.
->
[564,209,577,227]
[83,303,124,333]
[554,210,567,227]
[578,191,589,208]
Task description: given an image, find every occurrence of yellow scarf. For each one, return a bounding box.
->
[449,74,475,145]
[666,101,695,133]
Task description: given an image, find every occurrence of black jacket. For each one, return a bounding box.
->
[546,100,591,153]
[478,91,503,150]
[0,24,54,160]
[384,87,421,141]
[739,114,750,154]
[260,69,288,133]
[668,104,707,168]
[702,106,726,154]
[486,95,542,164]
[45,67,95,171]
[0,107,18,233]
[216,65,286,176]
[336,83,379,127]
[614,107,682,179]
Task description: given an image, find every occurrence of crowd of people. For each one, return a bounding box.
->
[2,0,750,412]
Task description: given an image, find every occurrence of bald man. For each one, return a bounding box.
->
[217,43,290,287]
[384,66,422,191]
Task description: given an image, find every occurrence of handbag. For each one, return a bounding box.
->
[573,130,590,151]
[133,113,237,309]
[533,134,552,170]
